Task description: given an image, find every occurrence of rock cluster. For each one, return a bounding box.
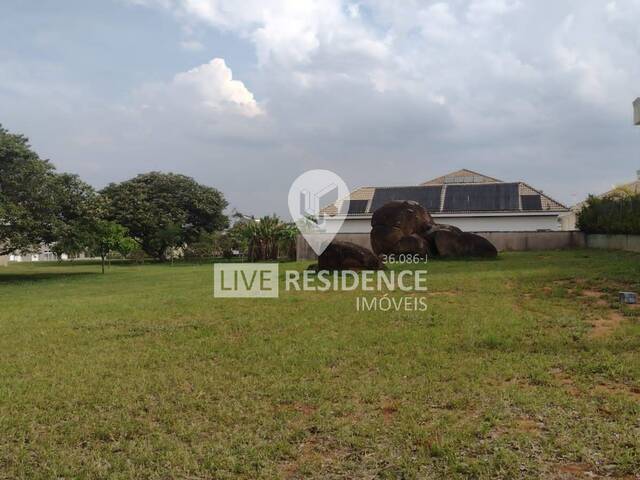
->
[314,200,497,271]
[370,200,497,259]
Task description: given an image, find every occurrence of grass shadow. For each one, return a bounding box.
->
[0,271,97,285]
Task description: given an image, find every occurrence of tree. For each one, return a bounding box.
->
[48,173,102,258]
[89,220,136,274]
[101,172,228,261]
[0,125,98,256]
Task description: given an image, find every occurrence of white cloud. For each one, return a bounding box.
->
[139,58,264,118]
[130,0,389,68]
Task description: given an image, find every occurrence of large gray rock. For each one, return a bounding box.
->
[317,241,385,271]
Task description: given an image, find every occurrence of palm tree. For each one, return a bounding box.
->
[239,215,297,261]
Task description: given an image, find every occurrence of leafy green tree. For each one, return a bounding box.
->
[0,124,98,256]
[49,174,102,259]
[90,220,136,274]
[101,172,228,261]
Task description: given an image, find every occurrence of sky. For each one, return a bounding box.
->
[1,0,640,217]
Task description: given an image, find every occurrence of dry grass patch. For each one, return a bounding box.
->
[589,311,625,339]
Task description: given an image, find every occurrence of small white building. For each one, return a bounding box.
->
[8,245,68,262]
[325,169,569,233]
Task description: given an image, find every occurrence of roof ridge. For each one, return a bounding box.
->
[518,181,568,210]
[420,168,503,185]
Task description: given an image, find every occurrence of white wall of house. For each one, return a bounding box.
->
[328,213,563,234]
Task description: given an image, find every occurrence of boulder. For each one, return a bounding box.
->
[422,223,463,256]
[370,201,434,256]
[431,230,498,258]
[369,200,498,259]
[317,241,385,271]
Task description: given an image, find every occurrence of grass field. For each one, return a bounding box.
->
[1,250,640,479]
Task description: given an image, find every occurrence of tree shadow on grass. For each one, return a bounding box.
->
[0,271,97,285]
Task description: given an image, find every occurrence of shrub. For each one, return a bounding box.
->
[577,194,640,234]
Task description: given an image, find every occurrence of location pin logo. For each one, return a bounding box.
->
[288,170,350,256]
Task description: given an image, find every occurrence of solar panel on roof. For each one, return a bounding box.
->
[370,186,442,212]
[443,183,519,212]
[342,199,368,214]
[521,194,542,211]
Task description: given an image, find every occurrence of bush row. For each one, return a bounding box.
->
[577,194,640,234]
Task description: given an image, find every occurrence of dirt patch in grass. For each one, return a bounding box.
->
[581,290,604,298]
[593,382,640,402]
[552,462,637,479]
[427,290,457,297]
[581,290,611,306]
[490,416,545,439]
[275,402,317,416]
[514,417,545,434]
[279,433,351,479]
[589,311,624,339]
[553,462,596,478]
[551,368,580,397]
[381,400,399,423]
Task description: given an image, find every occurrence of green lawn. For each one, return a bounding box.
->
[1,250,640,479]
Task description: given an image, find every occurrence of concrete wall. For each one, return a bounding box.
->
[296,231,586,260]
[477,231,585,252]
[586,234,640,253]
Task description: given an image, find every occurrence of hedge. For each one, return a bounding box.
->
[577,194,640,234]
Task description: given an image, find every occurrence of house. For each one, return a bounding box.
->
[324,169,569,233]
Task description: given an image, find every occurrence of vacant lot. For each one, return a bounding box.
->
[1,250,639,479]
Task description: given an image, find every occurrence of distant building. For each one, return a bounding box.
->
[634,97,640,125]
[8,245,69,262]
[324,169,569,233]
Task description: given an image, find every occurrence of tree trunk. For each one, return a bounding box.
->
[101,255,105,274]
